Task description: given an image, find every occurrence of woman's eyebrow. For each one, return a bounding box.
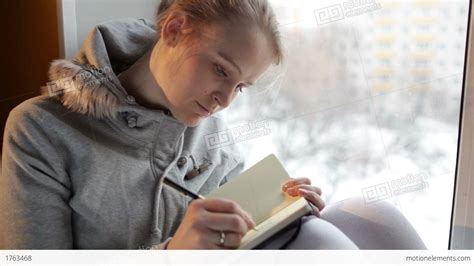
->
[218,51,242,75]
[217,51,254,86]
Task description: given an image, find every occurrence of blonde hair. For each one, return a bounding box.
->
[155,0,283,65]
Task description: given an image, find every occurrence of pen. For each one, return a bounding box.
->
[162,177,258,231]
[162,177,206,199]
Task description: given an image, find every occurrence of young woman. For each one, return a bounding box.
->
[0,0,426,250]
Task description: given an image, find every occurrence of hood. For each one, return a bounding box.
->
[43,18,158,120]
[43,18,194,246]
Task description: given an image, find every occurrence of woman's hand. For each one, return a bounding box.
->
[281,177,325,218]
[167,198,256,249]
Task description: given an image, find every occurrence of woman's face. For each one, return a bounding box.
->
[151,15,275,127]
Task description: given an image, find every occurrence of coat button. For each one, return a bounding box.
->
[126,95,136,104]
[127,116,137,128]
[177,156,187,167]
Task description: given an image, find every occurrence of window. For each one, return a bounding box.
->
[220,0,470,249]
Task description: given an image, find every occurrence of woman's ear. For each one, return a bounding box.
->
[161,11,193,48]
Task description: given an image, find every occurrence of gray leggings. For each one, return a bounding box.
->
[255,197,427,249]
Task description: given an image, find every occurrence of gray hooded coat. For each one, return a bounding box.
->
[0,18,244,249]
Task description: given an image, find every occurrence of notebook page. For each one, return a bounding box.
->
[238,197,310,249]
[205,154,301,225]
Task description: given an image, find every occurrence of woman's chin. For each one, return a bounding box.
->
[179,114,206,127]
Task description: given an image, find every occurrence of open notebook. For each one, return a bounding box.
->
[205,154,312,249]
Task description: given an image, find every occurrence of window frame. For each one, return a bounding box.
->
[450,0,474,250]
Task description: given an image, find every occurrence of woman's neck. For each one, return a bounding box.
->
[118,49,169,111]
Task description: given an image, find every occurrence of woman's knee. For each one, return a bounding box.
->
[286,216,359,250]
[321,196,416,231]
[320,196,426,249]
[321,196,400,224]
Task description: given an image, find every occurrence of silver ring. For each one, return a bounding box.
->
[219,231,225,246]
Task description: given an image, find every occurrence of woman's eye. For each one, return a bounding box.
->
[214,63,244,93]
[214,64,228,77]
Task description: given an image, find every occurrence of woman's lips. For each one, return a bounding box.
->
[196,102,211,117]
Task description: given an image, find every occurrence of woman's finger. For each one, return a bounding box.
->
[297,188,325,212]
[203,211,250,235]
[285,184,322,196]
[201,199,256,230]
[281,177,311,191]
[204,229,244,249]
[306,202,321,218]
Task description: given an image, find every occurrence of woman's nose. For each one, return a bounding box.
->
[212,88,235,109]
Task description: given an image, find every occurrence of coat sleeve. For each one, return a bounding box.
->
[0,104,73,249]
